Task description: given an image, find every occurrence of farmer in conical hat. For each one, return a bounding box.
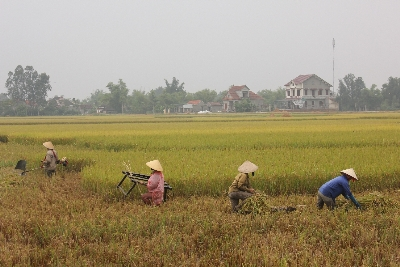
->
[141,160,165,206]
[228,161,258,212]
[42,141,59,177]
[317,168,361,210]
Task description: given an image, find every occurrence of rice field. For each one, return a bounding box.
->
[0,112,400,266]
[1,112,400,198]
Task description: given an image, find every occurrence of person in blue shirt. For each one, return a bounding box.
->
[317,168,361,210]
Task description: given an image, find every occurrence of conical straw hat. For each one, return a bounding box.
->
[43,141,54,149]
[146,160,163,172]
[238,161,258,173]
[340,168,358,180]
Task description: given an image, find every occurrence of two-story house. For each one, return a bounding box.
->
[222,85,264,112]
[275,74,338,110]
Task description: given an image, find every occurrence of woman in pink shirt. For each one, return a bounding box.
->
[141,160,165,206]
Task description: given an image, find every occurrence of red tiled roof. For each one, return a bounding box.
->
[230,85,247,91]
[222,85,263,101]
[284,74,314,86]
[249,91,263,100]
[187,100,203,105]
[284,74,332,87]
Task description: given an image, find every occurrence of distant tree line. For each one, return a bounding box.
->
[336,74,400,111]
[1,65,400,116]
[87,77,228,114]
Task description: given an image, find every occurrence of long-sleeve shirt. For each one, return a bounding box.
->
[147,171,165,205]
[228,173,252,194]
[44,149,58,171]
[319,175,354,202]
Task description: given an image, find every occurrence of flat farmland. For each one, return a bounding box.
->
[0,112,399,266]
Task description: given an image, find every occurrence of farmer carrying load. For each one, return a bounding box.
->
[317,168,361,210]
[228,161,258,213]
[141,160,165,206]
[42,141,58,177]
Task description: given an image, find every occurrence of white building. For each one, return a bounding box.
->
[275,74,339,110]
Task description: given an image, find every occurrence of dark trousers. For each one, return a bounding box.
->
[317,191,335,210]
[228,191,253,212]
[45,170,56,177]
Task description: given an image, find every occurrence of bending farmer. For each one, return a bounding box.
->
[42,141,58,177]
[228,160,258,213]
[141,160,165,206]
[317,168,361,210]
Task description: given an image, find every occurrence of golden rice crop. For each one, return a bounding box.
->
[1,112,400,197]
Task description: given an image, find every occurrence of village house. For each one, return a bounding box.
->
[181,100,205,113]
[180,100,223,113]
[275,74,339,110]
[207,102,223,113]
[222,85,264,112]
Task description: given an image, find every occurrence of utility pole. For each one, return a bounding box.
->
[332,38,335,96]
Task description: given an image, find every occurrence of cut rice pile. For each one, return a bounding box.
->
[236,193,296,215]
[336,192,398,210]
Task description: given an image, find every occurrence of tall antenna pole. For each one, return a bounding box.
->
[332,38,335,95]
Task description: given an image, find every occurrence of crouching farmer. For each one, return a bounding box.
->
[141,160,165,206]
[317,168,361,210]
[228,161,258,213]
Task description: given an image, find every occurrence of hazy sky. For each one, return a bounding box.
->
[1,1,399,100]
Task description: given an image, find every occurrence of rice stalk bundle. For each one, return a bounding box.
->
[336,192,398,210]
[237,193,296,215]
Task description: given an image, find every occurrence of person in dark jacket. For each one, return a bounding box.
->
[228,161,258,212]
[317,168,361,210]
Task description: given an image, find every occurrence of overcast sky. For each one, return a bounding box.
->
[1,1,399,100]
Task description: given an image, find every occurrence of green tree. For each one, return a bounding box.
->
[164,77,185,94]
[193,89,218,103]
[359,84,382,111]
[235,98,254,112]
[336,74,366,111]
[258,87,285,110]
[25,66,51,108]
[130,90,151,114]
[213,90,228,103]
[147,88,161,113]
[41,98,59,115]
[0,98,13,116]
[88,89,109,108]
[5,65,25,101]
[5,65,51,114]
[381,77,400,109]
[159,91,187,112]
[106,79,129,113]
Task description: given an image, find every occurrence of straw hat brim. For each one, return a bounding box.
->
[146,160,163,172]
[43,141,54,150]
[238,161,258,173]
[340,168,358,180]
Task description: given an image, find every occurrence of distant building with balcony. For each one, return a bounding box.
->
[275,74,338,110]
